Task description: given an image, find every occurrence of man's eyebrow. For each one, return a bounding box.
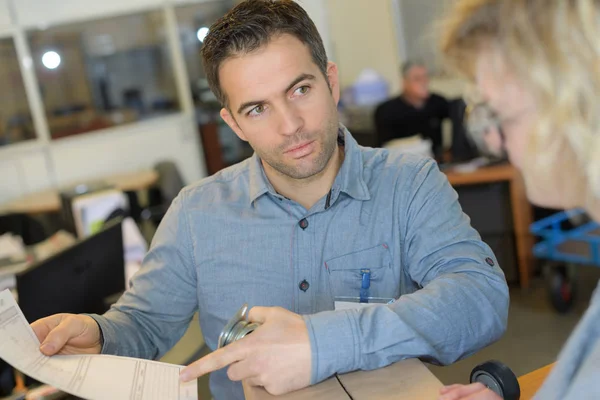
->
[236,73,316,115]
[283,73,316,94]
[237,99,265,116]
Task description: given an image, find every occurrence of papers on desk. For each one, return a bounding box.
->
[0,233,26,262]
[383,135,433,159]
[122,217,148,264]
[0,230,77,293]
[31,230,77,262]
[449,157,493,174]
[0,233,29,291]
[0,289,197,400]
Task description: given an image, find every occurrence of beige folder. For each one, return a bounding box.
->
[243,359,443,400]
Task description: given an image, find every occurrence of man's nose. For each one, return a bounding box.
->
[277,104,304,136]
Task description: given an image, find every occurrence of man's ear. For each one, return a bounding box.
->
[220,108,247,142]
[326,61,340,105]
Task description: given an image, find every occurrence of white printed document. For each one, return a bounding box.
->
[0,289,197,400]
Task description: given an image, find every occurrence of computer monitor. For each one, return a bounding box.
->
[16,220,125,323]
[449,98,480,162]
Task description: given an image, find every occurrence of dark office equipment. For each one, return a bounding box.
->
[0,359,15,397]
[98,77,114,111]
[350,129,379,148]
[16,220,125,324]
[449,98,479,162]
[123,88,145,115]
[455,181,518,283]
[0,213,47,245]
[51,104,87,117]
[151,97,178,111]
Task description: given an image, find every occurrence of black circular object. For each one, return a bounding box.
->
[470,360,520,400]
[299,218,308,229]
[548,264,575,313]
[299,280,310,292]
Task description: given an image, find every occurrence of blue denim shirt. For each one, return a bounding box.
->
[91,127,508,400]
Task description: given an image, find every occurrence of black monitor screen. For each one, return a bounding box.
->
[17,220,125,323]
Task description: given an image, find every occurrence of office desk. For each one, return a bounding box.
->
[243,359,443,400]
[0,170,158,216]
[517,363,554,400]
[444,163,534,289]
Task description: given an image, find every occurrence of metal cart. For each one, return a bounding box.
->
[530,209,600,312]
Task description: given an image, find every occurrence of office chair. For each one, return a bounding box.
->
[141,161,185,226]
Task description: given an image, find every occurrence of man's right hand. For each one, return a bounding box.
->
[31,314,102,356]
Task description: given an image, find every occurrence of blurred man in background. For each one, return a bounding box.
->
[375,61,449,159]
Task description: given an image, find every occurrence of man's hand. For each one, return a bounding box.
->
[439,383,502,400]
[31,314,102,356]
[180,306,311,396]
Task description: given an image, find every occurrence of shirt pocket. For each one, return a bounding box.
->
[325,243,398,299]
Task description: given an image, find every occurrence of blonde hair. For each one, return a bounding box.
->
[439,0,600,198]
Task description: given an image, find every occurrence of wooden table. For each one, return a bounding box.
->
[243,359,444,400]
[444,163,534,289]
[517,363,554,399]
[0,170,159,215]
[243,360,554,400]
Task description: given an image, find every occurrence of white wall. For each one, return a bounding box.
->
[0,0,11,31]
[397,0,456,73]
[0,114,204,204]
[0,0,208,204]
[296,0,333,61]
[13,0,164,28]
[0,145,53,203]
[48,115,203,187]
[326,0,402,93]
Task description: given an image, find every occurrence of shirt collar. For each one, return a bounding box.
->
[248,153,273,203]
[334,125,371,201]
[247,125,371,204]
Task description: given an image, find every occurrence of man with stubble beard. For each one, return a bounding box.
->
[31,1,508,399]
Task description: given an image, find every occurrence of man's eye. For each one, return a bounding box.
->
[295,86,310,96]
[249,105,265,116]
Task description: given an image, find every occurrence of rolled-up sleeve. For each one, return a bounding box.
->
[304,159,509,384]
[89,189,198,360]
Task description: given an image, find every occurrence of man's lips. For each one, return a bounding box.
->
[284,141,315,155]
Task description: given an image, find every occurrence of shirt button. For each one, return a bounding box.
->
[299,280,310,292]
[299,218,308,230]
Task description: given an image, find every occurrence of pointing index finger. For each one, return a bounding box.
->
[180,338,248,382]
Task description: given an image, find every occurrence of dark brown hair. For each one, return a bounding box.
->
[201,0,328,107]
